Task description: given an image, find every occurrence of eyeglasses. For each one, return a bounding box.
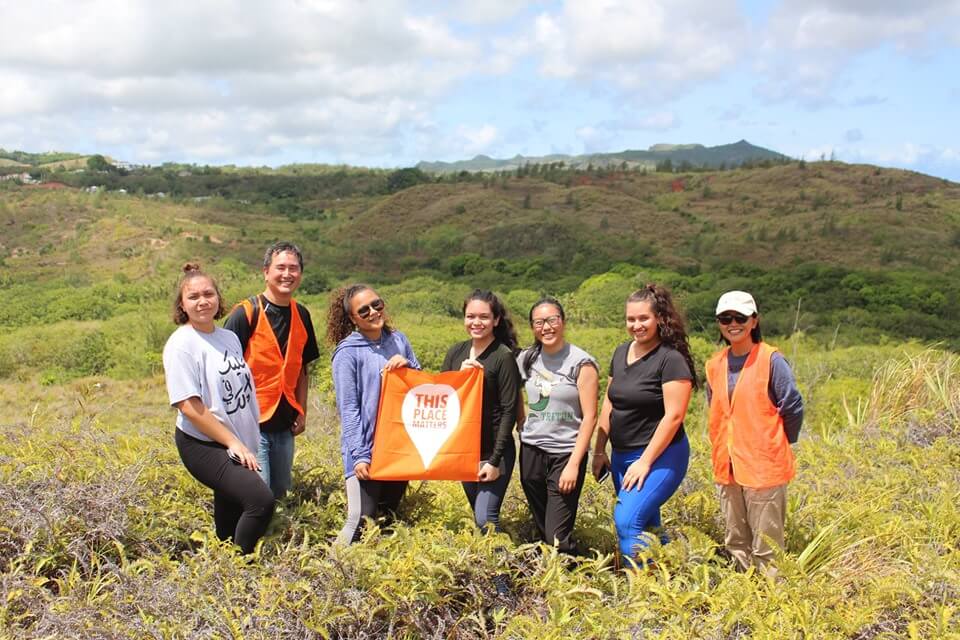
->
[532,315,562,329]
[716,313,751,325]
[356,298,384,319]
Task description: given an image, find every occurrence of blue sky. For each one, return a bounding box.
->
[1,0,958,180]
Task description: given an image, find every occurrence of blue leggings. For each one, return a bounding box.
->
[462,443,516,532]
[611,435,689,562]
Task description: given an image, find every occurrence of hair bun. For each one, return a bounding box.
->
[182,261,202,274]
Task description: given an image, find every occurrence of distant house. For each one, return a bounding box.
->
[0,172,34,183]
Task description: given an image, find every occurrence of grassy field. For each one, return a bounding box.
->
[1,163,958,637]
[1,309,958,638]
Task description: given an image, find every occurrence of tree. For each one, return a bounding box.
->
[386,167,429,193]
[87,154,115,172]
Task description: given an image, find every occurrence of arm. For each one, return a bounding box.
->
[621,379,692,491]
[592,385,613,479]
[515,390,526,432]
[332,352,371,478]
[382,335,417,372]
[292,366,309,435]
[440,344,457,372]
[403,335,422,371]
[174,396,259,471]
[770,354,804,444]
[559,363,599,494]
[479,351,520,481]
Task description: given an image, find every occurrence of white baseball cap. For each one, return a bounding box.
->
[716,291,757,316]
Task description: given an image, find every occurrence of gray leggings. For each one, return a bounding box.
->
[336,476,407,545]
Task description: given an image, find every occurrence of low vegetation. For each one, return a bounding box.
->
[1,321,958,637]
[1,158,958,637]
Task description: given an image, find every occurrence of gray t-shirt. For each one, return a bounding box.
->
[162,325,261,453]
[517,343,598,454]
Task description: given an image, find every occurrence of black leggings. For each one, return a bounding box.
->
[175,429,275,554]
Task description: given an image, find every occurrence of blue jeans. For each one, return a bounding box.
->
[462,443,516,532]
[257,429,295,499]
[611,435,690,563]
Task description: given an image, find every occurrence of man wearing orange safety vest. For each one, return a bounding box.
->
[224,242,321,499]
[705,291,803,575]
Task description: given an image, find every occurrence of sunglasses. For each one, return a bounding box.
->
[717,313,751,325]
[356,298,384,319]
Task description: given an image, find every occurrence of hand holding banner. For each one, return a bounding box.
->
[369,367,483,481]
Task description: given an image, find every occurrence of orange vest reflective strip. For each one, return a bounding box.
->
[240,297,306,422]
[706,342,795,488]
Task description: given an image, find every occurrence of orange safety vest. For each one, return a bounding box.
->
[239,296,307,422]
[705,342,795,488]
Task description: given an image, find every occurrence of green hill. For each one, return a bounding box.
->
[417,139,787,173]
[3,149,960,638]
[0,148,85,166]
[1,158,959,350]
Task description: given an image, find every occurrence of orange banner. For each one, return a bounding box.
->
[369,367,483,481]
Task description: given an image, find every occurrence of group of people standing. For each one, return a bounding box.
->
[162,241,803,575]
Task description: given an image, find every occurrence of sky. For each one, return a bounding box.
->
[1,0,958,180]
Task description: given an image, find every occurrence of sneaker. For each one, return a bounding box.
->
[492,573,511,598]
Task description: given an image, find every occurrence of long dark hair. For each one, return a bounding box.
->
[522,297,564,375]
[463,289,519,355]
[172,262,226,325]
[627,284,699,388]
[325,284,393,345]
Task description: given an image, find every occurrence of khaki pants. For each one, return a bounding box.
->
[717,483,787,574]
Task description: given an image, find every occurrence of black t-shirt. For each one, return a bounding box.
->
[606,341,693,451]
[223,296,321,433]
[441,339,520,468]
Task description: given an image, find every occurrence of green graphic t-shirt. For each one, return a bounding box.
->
[517,343,597,454]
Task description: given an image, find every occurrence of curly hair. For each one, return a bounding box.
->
[627,284,699,388]
[325,284,393,345]
[521,296,565,375]
[172,262,226,325]
[463,289,519,355]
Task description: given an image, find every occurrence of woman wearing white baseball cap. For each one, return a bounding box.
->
[704,291,804,575]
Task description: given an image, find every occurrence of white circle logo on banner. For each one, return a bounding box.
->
[400,383,461,469]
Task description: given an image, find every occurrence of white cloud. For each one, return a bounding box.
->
[756,0,960,108]
[769,0,960,52]
[637,111,678,131]
[528,0,747,98]
[0,0,479,164]
[456,124,500,156]
[575,125,612,152]
[438,0,542,25]
[845,128,863,142]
